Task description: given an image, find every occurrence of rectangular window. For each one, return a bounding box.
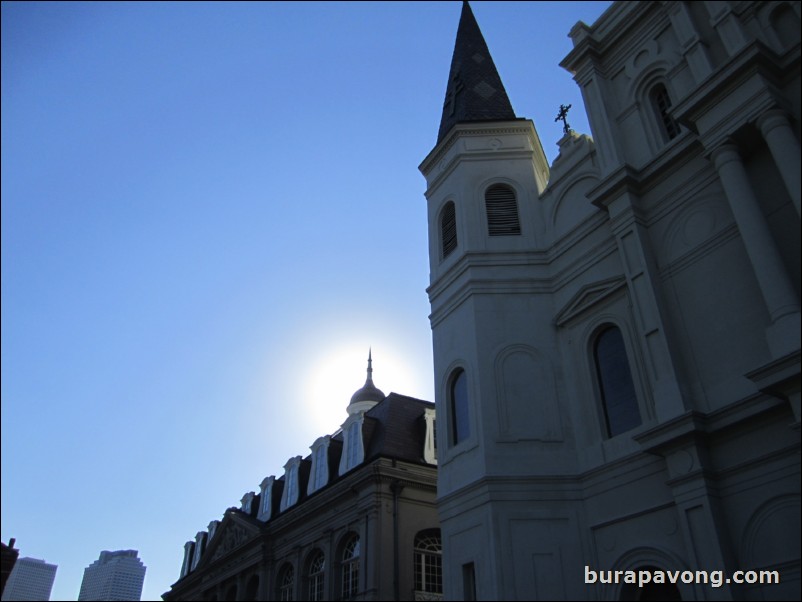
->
[462,563,476,601]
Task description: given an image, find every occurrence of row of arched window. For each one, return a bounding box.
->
[274,533,359,601]
[448,325,642,446]
[268,530,442,601]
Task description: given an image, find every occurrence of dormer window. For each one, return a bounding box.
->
[280,456,302,512]
[240,491,255,514]
[191,531,207,571]
[258,476,275,522]
[347,422,360,466]
[180,541,194,577]
[423,407,437,464]
[308,436,331,495]
[339,415,365,476]
[207,520,220,544]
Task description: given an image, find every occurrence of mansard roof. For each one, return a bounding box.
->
[437,1,518,143]
[171,386,435,593]
[364,393,435,464]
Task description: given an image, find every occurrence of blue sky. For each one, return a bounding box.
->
[1,2,611,599]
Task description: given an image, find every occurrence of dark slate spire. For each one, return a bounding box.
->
[437,1,517,143]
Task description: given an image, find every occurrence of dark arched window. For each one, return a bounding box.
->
[244,575,259,601]
[620,566,682,601]
[485,184,521,236]
[306,550,325,602]
[594,326,642,437]
[414,529,443,597]
[278,563,294,602]
[441,201,458,259]
[224,584,237,601]
[450,369,470,445]
[650,84,681,141]
[770,4,800,49]
[341,534,360,599]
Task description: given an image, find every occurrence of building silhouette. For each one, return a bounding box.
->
[0,539,19,598]
[421,1,799,600]
[78,550,146,601]
[163,355,440,601]
[0,556,57,602]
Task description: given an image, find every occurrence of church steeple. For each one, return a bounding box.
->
[438,1,517,143]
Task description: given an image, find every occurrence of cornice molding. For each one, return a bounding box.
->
[420,120,538,178]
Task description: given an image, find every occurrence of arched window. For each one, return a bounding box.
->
[620,566,682,601]
[414,529,443,597]
[594,326,642,437]
[770,3,800,49]
[224,584,237,601]
[485,184,521,236]
[441,201,458,259]
[244,574,259,601]
[450,369,470,445]
[341,534,360,599]
[312,443,327,491]
[306,550,325,602]
[278,563,294,602]
[650,84,681,141]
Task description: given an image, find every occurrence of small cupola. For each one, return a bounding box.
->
[348,350,385,415]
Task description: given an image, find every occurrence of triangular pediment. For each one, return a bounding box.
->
[554,276,627,326]
[196,509,262,571]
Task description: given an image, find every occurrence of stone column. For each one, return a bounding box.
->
[607,192,689,420]
[757,110,802,218]
[663,443,738,600]
[704,1,749,55]
[666,2,714,82]
[711,144,801,357]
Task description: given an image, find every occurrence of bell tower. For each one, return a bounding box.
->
[419,3,573,599]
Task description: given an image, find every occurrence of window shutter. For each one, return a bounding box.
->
[441,202,457,258]
[485,185,521,236]
[652,85,681,140]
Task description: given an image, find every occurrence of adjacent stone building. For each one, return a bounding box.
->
[163,356,440,601]
[421,1,799,600]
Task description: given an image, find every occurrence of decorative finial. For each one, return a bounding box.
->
[555,103,573,135]
[367,348,373,382]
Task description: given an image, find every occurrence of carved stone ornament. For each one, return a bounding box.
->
[211,523,250,562]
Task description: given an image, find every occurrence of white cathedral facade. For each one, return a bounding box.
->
[421,2,800,601]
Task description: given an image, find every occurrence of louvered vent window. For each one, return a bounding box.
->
[652,84,681,141]
[485,185,521,236]
[441,201,457,259]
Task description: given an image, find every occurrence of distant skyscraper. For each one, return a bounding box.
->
[77,550,145,601]
[0,556,57,601]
